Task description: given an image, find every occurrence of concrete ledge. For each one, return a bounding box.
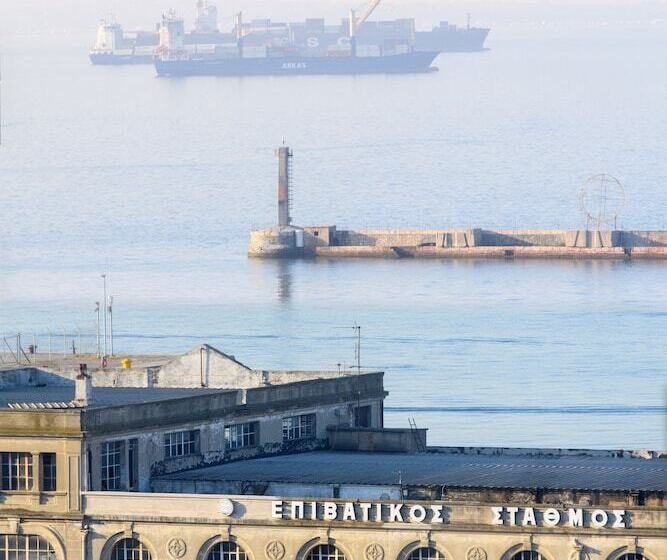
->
[314,246,636,259]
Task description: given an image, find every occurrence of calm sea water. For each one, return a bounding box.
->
[0,12,666,449]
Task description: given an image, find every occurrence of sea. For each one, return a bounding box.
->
[0,1,665,450]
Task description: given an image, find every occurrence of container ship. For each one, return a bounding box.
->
[89,0,489,67]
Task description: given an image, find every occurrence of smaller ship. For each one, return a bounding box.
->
[89,20,159,65]
[89,2,228,65]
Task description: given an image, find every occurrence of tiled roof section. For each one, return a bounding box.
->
[0,386,231,410]
[158,450,667,492]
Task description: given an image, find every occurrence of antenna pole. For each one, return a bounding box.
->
[101,274,108,357]
[109,295,114,357]
[95,302,101,357]
[353,325,362,426]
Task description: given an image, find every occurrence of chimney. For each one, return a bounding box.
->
[75,364,93,407]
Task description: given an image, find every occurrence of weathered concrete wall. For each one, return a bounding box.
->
[155,345,257,388]
[329,427,427,453]
[618,230,667,247]
[80,375,385,492]
[315,246,653,259]
[248,227,303,257]
[250,226,667,259]
[0,368,73,388]
[332,229,479,248]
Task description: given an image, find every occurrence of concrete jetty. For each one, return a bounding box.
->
[248,147,667,260]
[249,226,667,259]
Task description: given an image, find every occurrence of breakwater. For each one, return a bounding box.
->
[248,226,667,259]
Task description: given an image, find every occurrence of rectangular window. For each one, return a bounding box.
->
[0,452,33,491]
[282,414,316,441]
[40,453,57,492]
[225,422,258,450]
[164,430,200,458]
[101,441,123,491]
[354,405,372,428]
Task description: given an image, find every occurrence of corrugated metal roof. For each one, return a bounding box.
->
[158,451,667,492]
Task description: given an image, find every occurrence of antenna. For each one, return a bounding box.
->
[352,324,362,426]
[353,324,361,375]
[101,274,108,357]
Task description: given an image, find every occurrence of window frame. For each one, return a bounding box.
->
[100,440,123,491]
[509,552,542,560]
[0,452,33,491]
[40,453,57,492]
[224,422,259,450]
[407,548,444,560]
[0,534,56,560]
[282,413,316,441]
[306,545,347,560]
[110,538,151,560]
[206,541,248,560]
[354,405,372,428]
[164,429,200,459]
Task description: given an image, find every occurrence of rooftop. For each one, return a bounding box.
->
[0,385,230,410]
[157,450,667,492]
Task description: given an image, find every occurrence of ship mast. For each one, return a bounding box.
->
[349,0,382,36]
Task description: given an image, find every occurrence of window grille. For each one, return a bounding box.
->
[0,452,33,491]
[111,539,151,560]
[0,534,56,560]
[510,552,542,560]
[617,555,645,560]
[306,545,346,560]
[40,453,57,492]
[207,542,248,560]
[225,423,258,450]
[101,441,123,491]
[407,548,444,560]
[282,414,316,441]
[164,430,200,458]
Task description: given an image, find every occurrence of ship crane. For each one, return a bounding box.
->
[349,0,382,37]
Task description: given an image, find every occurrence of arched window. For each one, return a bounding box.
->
[510,553,542,560]
[307,545,347,560]
[207,542,248,560]
[0,535,56,560]
[111,539,151,560]
[408,548,444,560]
[617,555,645,560]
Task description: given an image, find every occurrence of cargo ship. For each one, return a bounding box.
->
[90,0,489,66]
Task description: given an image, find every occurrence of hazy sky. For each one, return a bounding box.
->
[1,0,666,41]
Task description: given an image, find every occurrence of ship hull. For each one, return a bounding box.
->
[89,52,154,65]
[154,51,439,77]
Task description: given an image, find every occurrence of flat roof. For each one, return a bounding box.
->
[158,450,667,492]
[0,386,230,410]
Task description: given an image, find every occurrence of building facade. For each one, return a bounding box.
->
[0,346,664,560]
